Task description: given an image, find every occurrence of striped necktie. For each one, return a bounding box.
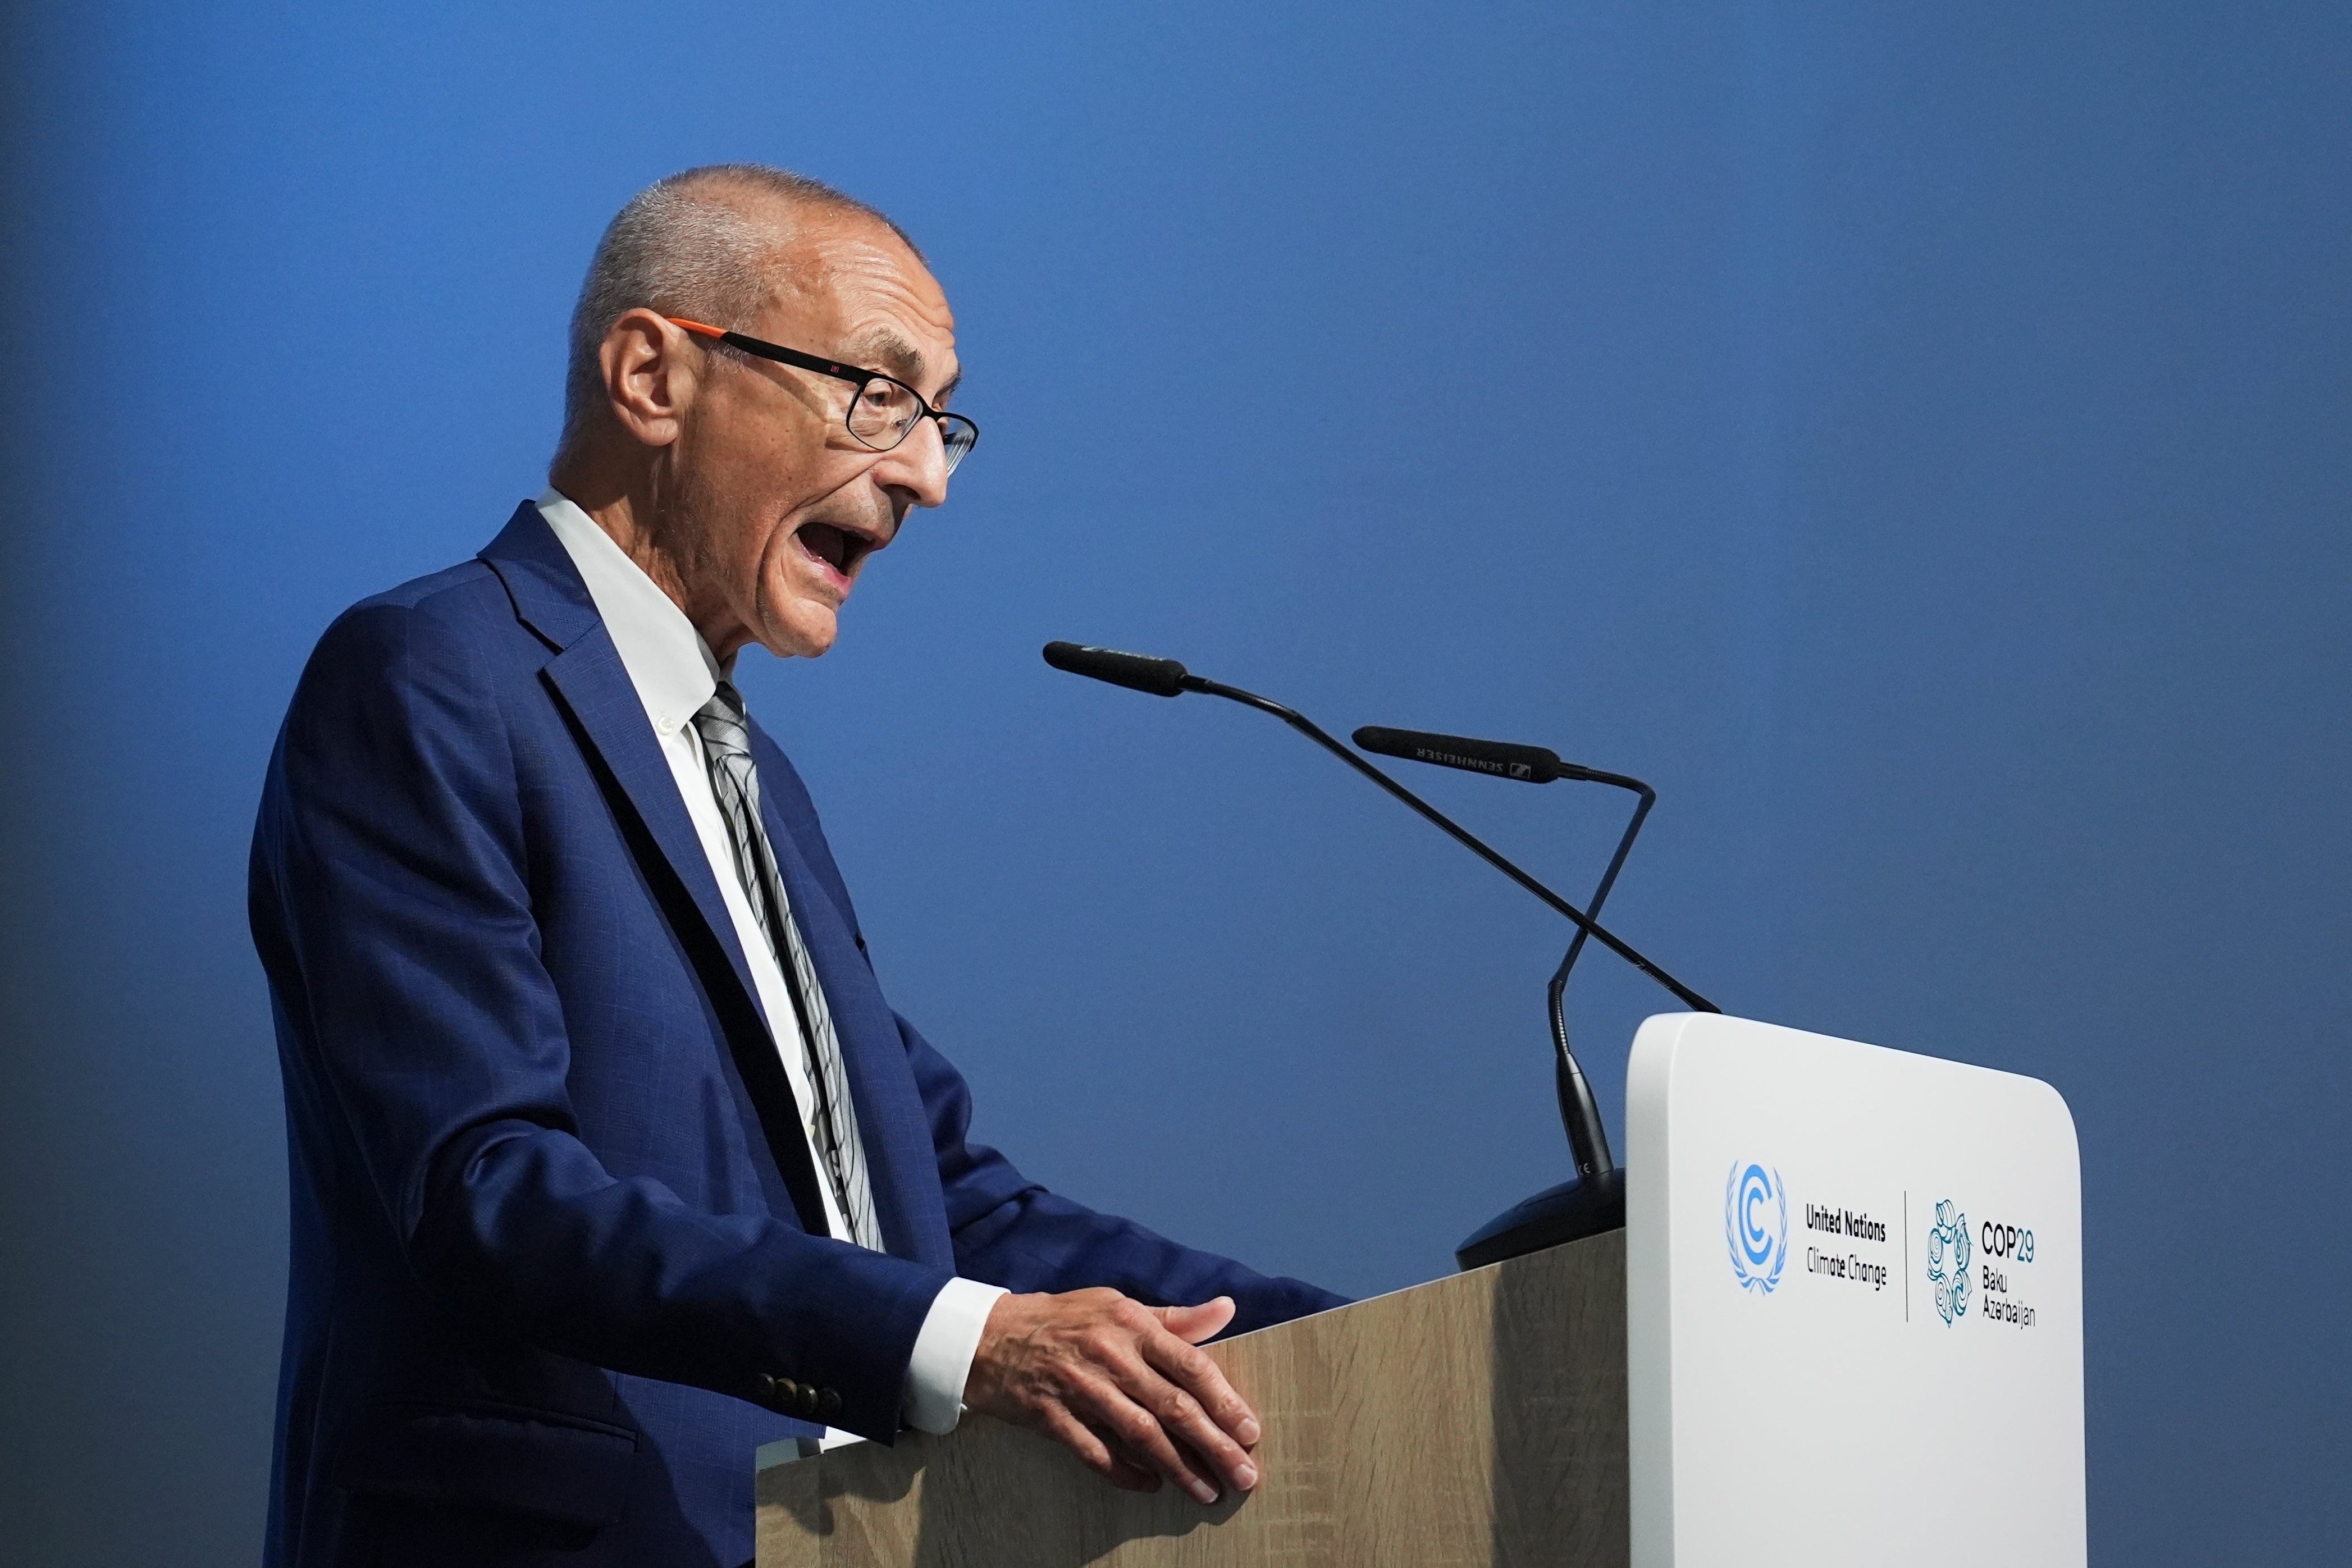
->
[691,680,882,1251]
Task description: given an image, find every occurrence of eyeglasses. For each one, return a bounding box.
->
[665,317,979,474]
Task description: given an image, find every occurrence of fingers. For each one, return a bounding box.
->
[1154,1295,1237,1345]
[961,1288,1263,1506]
[1039,1405,1158,1493]
[1129,1327,1261,1489]
[1080,1376,1225,1504]
[1145,1296,1257,1455]
[1070,1297,1253,1501]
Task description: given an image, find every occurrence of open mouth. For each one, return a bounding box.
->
[794,521,880,581]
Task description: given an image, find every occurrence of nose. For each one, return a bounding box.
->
[870,415,952,510]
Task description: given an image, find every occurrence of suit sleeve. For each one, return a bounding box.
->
[900,1015,1351,1334]
[249,597,947,1439]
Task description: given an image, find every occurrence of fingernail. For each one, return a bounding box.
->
[1237,1418,1262,1445]
[1191,1480,1219,1505]
[1235,1462,1259,1490]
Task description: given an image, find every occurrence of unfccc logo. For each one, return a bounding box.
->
[1724,1162,1788,1293]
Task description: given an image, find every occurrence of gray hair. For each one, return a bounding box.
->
[553,164,914,465]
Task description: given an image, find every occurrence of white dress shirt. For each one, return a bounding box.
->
[540,491,1003,1441]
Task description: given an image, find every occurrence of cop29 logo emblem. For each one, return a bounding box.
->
[1724,1162,1788,1294]
[1926,1199,1972,1324]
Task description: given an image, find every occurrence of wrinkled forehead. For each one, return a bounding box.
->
[752,215,958,396]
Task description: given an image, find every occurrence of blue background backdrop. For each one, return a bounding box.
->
[2,3,2345,1562]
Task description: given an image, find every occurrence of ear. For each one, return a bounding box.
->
[598,308,701,449]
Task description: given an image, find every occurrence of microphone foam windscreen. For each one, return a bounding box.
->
[1043,641,1191,698]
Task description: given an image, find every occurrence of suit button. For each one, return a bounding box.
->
[797,1386,821,1418]
[768,1376,800,1410]
[817,1389,843,1421]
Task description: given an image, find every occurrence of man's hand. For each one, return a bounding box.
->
[962,1289,1261,1505]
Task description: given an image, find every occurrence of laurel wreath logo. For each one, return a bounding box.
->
[1724,1162,1789,1294]
[1926,1199,1972,1324]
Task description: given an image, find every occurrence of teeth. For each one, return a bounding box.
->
[797,521,879,578]
[801,526,844,570]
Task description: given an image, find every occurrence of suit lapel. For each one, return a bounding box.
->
[479,500,949,1267]
[754,750,955,1271]
[479,504,770,1023]
[540,635,771,1019]
[479,505,834,1233]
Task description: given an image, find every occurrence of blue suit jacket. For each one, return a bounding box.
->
[249,504,1345,1567]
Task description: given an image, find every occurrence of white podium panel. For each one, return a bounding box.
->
[1625,1013,2084,1568]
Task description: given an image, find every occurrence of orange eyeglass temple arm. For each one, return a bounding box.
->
[665,317,725,339]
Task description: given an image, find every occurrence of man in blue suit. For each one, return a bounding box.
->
[249,164,1345,1567]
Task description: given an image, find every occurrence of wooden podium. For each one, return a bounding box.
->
[756,1231,1628,1567]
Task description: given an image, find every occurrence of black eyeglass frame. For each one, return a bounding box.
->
[665,316,979,470]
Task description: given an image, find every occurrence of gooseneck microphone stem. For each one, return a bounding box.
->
[1043,641,1718,1269]
[1546,779,1652,1178]
[1179,674,1720,1016]
[1346,720,1684,1171]
[1548,769,1655,1042]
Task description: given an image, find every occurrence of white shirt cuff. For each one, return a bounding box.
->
[901,1277,1009,1436]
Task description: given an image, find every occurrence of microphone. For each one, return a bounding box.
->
[1042,643,1716,1015]
[1353,726,1572,784]
[1352,725,1638,790]
[1041,641,1189,698]
[1044,642,1721,1270]
[1357,724,1660,1270]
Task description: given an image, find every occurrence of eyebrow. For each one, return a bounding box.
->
[847,328,960,404]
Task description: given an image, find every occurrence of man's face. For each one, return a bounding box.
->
[667,211,960,663]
